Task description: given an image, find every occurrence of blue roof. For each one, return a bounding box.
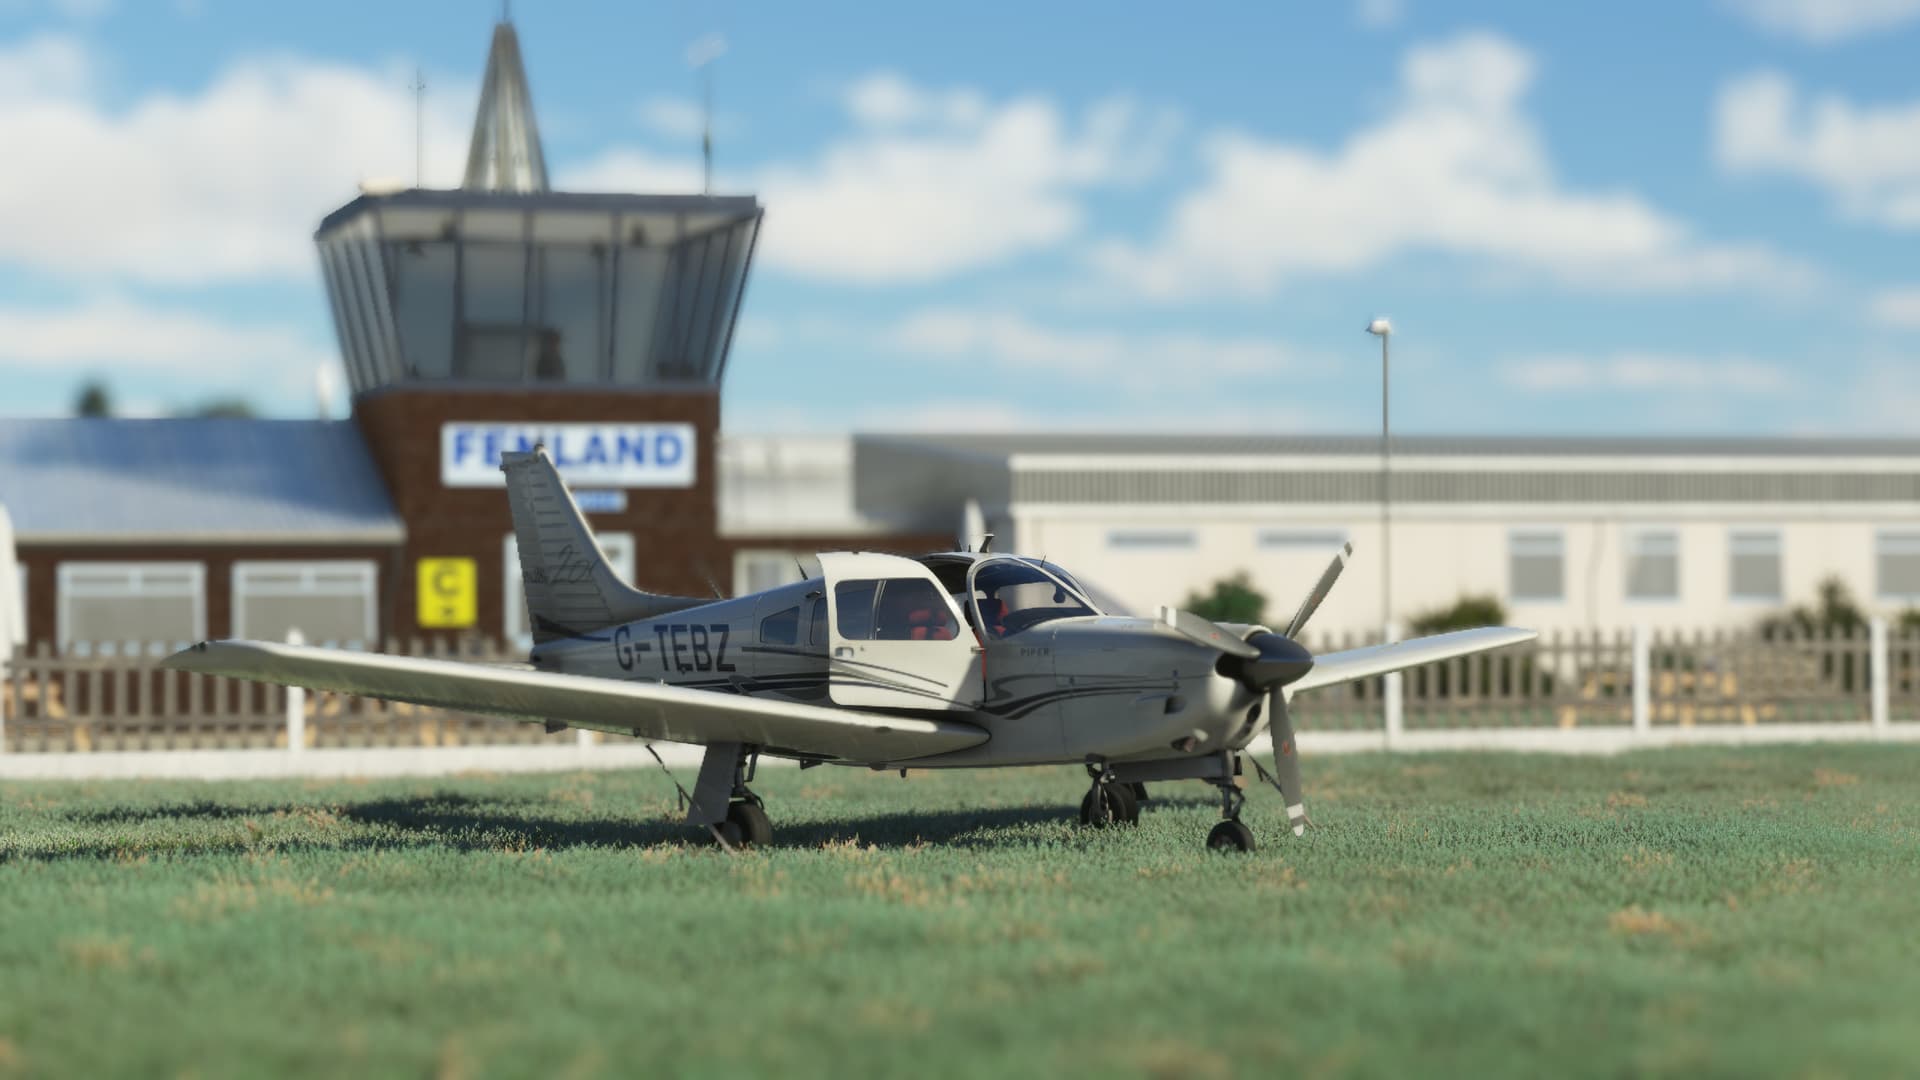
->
[0,419,404,543]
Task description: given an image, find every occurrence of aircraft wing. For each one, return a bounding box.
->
[1289,627,1538,694]
[162,640,988,762]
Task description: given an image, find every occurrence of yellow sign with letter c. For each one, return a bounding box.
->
[417,557,477,629]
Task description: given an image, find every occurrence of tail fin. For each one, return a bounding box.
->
[501,447,701,643]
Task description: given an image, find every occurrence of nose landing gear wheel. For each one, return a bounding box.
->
[1207,819,1256,853]
[723,799,773,848]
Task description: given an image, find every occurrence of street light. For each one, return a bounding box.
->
[1366,318,1392,642]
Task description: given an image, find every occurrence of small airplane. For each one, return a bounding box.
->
[165,447,1536,852]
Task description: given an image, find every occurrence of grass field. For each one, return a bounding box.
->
[3,746,1918,1079]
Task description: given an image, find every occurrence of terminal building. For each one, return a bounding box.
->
[0,20,946,655]
[4,21,1920,655]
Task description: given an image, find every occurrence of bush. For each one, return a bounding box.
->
[1408,595,1507,636]
[1184,571,1266,625]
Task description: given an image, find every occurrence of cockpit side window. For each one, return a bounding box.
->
[835,580,878,640]
[872,579,958,641]
[834,578,959,642]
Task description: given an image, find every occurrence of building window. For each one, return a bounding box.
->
[1256,529,1347,550]
[232,561,377,647]
[1729,531,1782,603]
[1877,531,1920,602]
[1508,531,1564,603]
[57,562,205,655]
[733,550,820,597]
[504,532,635,648]
[1625,529,1680,602]
[1107,529,1196,550]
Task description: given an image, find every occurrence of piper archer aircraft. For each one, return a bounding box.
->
[165,447,1536,853]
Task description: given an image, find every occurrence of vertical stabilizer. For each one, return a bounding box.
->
[500,448,698,643]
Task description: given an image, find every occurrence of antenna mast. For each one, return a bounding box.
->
[409,68,426,187]
[687,34,728,196]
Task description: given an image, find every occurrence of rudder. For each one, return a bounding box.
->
[500,447,702,644]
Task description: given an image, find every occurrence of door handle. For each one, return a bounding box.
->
[834,647,854,659]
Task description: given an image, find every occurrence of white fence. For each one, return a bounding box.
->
[2,622,1916,778]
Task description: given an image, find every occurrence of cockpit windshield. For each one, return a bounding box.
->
[971,559,1100,638]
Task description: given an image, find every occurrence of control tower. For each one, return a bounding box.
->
[317,19,761,641]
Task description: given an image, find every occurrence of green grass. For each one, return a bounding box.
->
[3,747,1918,1079]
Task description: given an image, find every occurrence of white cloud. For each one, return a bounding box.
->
[572,73,1179,283]
[0,34,472,285]
[753,76,1179,283]
[1502,352,1794,395]
[1716,71,1920,228]
[1869,285,1920,328]
[0,295,332,375]
[1721,0,1920,43]
[560,147,706,193]
[1095,32,1811,300]
[887,308,1303,394]
[1356,0,1404,30]
[633,94,740,142]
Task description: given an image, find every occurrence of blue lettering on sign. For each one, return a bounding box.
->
[442,422,695,487]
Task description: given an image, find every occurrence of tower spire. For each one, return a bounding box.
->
[463,19,549,193]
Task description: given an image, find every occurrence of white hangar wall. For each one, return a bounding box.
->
[838,436,1920,636]
[1011,507,1917,636]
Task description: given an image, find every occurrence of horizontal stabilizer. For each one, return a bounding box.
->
[163,639,988,763]
[1289,627,1538,694]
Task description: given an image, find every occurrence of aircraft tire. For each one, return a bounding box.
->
[727,799,774,848]
[1206,820,1256,854]
[711,819,745,850]
[1078,784,1134,828]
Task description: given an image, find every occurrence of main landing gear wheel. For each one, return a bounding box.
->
[1207,820,1256,853]
[724,799,773,848]
[1078,782,1138,828]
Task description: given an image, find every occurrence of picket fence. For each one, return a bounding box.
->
[2,623,1916,767]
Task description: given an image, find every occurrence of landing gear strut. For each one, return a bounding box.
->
[1206,772,1256,853]
[1078,764,1139,827]
[692,742,773,849]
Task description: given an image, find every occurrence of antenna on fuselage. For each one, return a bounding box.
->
[979,533,995,553]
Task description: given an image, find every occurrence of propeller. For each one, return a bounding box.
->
[1214,543,1352,837]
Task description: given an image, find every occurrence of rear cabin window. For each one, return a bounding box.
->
[833,579,957,641]
[759,605,799,646]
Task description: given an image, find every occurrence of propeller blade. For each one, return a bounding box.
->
[1283,541,1353,639]
[1157,606,1260,658]
[1267,688,1310,837]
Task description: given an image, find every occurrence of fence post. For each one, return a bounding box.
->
[1871,616,1890,737]
[1384,620,1403,748]
[285,627,306,753]
[1631,625,1650,736]
[576,725,592,749]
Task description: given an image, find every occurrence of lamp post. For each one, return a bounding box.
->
[1366,318,1392,642]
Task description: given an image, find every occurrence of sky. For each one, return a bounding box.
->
[2,0,1920,435]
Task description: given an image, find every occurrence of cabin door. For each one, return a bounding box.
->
[819,553,980,711]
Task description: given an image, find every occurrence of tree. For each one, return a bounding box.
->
[1408,595,1508,636]
[1757,577,1865,641]
[182,398,257,419]
[74,380,112,418]
[1184,571,1266,625]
